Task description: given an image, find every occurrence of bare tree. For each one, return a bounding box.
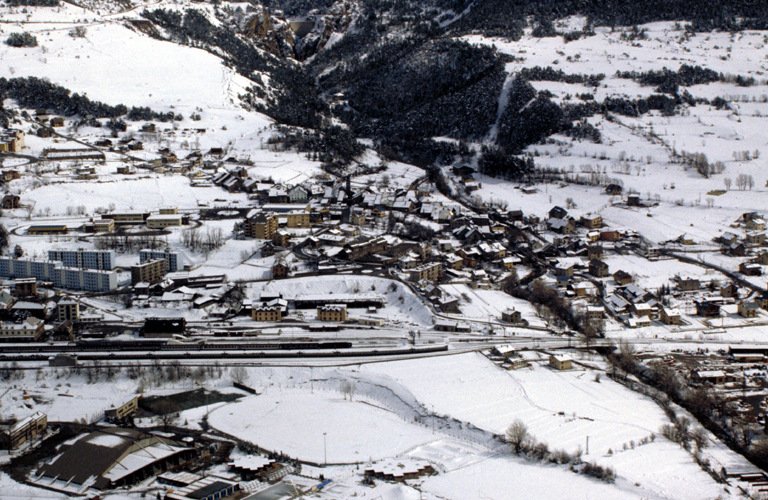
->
[724,177,732,190]
[230,366,249,385]
[506,419,531,455]
[341,381,355,402]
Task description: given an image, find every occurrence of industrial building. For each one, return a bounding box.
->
[33,428,197,494]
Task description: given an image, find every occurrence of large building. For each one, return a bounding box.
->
[139,249,181,272]
[48,250,116,270]
[409,262,441,283]
[245,212,277,239]
[252,305,282,322]
[146,214,182,229]
[57,299,80,321]
[317,304,347,322]
[0,258,117,292]
[0,317,44,341]
[131,259,167,285]
[34,428,197,493]
[0,412,46,450]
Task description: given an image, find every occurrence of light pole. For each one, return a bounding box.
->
[323,432,327,465]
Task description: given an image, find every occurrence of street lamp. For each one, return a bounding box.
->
[323,432,327,465]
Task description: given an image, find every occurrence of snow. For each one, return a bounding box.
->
[208,392,439,464]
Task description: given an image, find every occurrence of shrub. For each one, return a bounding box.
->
[6,32,38,48]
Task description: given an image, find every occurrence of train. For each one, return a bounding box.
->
[0,340,353,353]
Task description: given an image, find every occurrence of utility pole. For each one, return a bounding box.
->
[586,435,589,455]
[324,432,327,465]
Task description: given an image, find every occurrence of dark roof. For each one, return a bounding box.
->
[189,481,233,499]
[38,428,143,486]
[144,317,186,333]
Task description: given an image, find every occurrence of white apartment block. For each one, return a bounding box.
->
[48,250,116,270]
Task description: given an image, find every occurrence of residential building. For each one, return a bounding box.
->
[660,308,681,325]
[1,194,20,209]
[501,309,522,323]
[57,299,79,321]
[0,258,117,292]
[588,259,609,278]
[48,250,116,270]
[0,317,44,341]
[676,276,700,291]
[409,262,441,282]
[14,277,36,297]
[739,301,760,318]
[252,305,282,322]
[139,249,181,273]
[286,210,310,228]
[131,259,167,285]
[580,214,602,229]
[245,212,277,239]
[549,354,573,371]
[317,304,347,322]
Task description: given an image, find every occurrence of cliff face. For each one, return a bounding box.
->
[237,5,296,58]
[294,0,358,60]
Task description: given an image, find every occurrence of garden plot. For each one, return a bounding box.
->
[207,391,439,464]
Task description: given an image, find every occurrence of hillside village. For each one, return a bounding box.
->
[4,0,768,499]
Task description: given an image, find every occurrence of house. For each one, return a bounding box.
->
[746,217,766,231]
[131,259,167,285]
[613,270,633,285]
[754,251,768,265]
[587,245,604,260]
[676,276,700,291]
[695,300,720,317]
[728,242,746,257]
[288,186,308,203]
[660,308,681,325]
[588,259,609,278]
[586,306,604,321]
[252,305,282,322]
[580,214,602,229]
[548,218,576,235]
[272,261,288,278]
[317,304,347,322]
[501,309,522,323]
[549,206,568,220]
[554,264,574,278]
[549,354,572,371]
[1,195,20,209]
[721,282,739,298]
[627,194,641,206]
[738,301,760,318]
[739,262,762,276]
[50,116,65,127]
[0,317,44,341]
